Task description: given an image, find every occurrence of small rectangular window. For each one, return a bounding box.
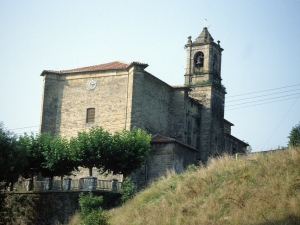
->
[86,108,95,123]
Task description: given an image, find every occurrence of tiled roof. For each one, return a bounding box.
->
[151,134,199,152]
[41,61,148,75]
[151,135,176,142]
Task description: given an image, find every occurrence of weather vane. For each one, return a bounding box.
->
[204,18,210,28]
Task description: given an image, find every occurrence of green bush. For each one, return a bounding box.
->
[119,177,137,203]
[288,123,300,147]
[81,209,108,225]
[78,192,107,225]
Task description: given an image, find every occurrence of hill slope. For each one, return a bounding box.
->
[107,148,300,225]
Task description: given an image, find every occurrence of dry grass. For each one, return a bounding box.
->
[106,148,300,225]
[67,213,80,225]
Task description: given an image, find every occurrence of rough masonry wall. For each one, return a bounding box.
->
[40,75,61,135]
[169,88,188,143]
[130,70,172,136]
[169,89,202,151]
[189,86,212,160]
[173,144,197,173]
[1,192,120,225]
[210,89,225,155]
[41,70,131,139]
[146,143,174,182]
[224,134,247,154]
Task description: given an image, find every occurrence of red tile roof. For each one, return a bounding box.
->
[41,61,148,75]
[151,135,175,142]
[151,134,199,152]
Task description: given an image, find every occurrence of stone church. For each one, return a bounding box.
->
[40,27,248,186]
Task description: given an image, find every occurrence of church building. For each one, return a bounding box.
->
[40,27,248,186]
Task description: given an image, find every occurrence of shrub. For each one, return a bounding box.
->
[288,122,300,147]
[119,177,137,203]
[81,209,108,225]
[78,192,107,225]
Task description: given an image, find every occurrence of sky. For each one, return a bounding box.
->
[1,1,300,152]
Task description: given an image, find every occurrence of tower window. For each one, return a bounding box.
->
[194,51,204,68]
[86,108,95,123]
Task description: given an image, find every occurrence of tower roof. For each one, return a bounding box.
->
[193,27,214,44]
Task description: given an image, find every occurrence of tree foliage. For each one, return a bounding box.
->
[70,126,151,177]
[106,128,151,177]
[0,122,24,188]
[18,132,76,182]
[70,127,112,176]
[288,122,300,147]
[18,132,51,179]
[41,135,76,180]
[1,122,151,189]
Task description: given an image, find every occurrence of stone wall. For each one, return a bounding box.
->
[169,87,188,143]
[172,143,198,173]
[189,85,212,160]
[131,142,198,187]
[131,71,172,136]
[0,192,79,225]
[224,133,248,154]
[40,69,132,138]
[0,191,120,225]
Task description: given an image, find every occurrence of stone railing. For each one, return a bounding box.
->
[6,177,123,192]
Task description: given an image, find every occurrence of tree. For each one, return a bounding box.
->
[0,122,24,190]
[41,135,77,187]
[70,127,112,176]
[18,132,51,180]
[105,127,151,177]
[288,122,300,147]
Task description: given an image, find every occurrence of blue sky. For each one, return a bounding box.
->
[1,1,300,151]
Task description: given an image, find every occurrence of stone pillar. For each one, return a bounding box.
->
[43,178,51,190]
[82,176,97,191]
[63,177,72,190]
[24,178,32,191]
[111,179,118,191]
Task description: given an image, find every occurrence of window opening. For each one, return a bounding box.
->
[194,51,204,68]
[86,108,95,123]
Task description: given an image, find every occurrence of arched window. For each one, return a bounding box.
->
[194,51,204,68]
[86,108,95,123]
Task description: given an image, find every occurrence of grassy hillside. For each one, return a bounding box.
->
[106,148,300,225]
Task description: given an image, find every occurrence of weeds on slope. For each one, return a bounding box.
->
[107,148,300,225]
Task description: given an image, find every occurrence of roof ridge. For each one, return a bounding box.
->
[41,60,132,75]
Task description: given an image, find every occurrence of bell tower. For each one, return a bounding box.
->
[185,27,226,161]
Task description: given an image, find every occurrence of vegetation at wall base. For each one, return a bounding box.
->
[78,192,108,225]
[104,147,300,225]
[119,177,137,203]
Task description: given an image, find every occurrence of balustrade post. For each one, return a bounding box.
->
[111,179,118,191]
[24,178,32,191]
[82,176,97,191]
[43,178,51,190]
[63,177,72,190]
